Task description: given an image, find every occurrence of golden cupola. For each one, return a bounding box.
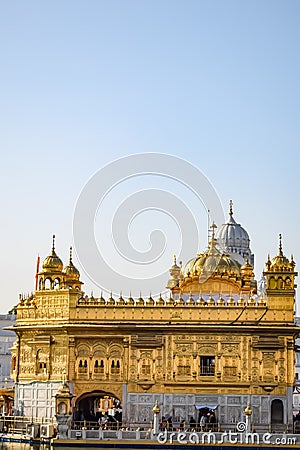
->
[37,235,65,290]
[63,246,83,290]
[64,247,80,280]
[267,234,293,271]
[166,255,182,290]
[264,234,297,292]
[42,235,63,273]
[263,234,297,313]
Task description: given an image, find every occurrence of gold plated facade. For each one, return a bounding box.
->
[10,218,299,427]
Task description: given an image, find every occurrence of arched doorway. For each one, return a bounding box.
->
[74,390,122,426]
[271,399,284,424]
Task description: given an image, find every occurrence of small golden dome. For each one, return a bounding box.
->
[271,255,289,268]
[107,293,115,305]
[42,235,63,272]
[169,255,181,279]
[146,295,155,306]
[244,402,252,416]
[156,294,165,306]
[241,259,254,279]
[176,293,185,306]
[270,234,290,269]
[136,294,144,306]
[63,246,80,280]
[152,400,160,414]
[196,294,205,306]
[166,294,174,306]
[98,293,106,305]
[186,293,194,306]
[127,295,135,306]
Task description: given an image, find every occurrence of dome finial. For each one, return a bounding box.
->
[279,233,283,256]
[229,200,233,216]
[211,222,217,240]
[52,234,56,254]
[174,254,177,265]
[211,222,217,236]
[69,246,73,263]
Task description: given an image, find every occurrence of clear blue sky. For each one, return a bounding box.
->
[1,1,299,312]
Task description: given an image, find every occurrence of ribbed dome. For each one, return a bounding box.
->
[217,201,251,263]
[63,246,80,280]
[217,215,250,248]
[270,234,290,269]
[182,226,241,279]
[42,235,63,272]
[64,262,80,278]
[271,253,289,268]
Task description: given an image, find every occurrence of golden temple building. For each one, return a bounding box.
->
[9,204,299,429]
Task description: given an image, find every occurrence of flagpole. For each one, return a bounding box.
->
[35,255,40,291]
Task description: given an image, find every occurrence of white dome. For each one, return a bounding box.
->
[216,202,252,265]
[217,215,250,250]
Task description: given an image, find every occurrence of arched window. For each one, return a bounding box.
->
[94,358,105,375]
[53,278,60,290]
[78,359,88,373]
[111,359,121,376]
[39,278,43,290]
[277,277,283,289]
[44,278,51,290]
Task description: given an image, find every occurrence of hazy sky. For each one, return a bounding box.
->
[1,1,299,313]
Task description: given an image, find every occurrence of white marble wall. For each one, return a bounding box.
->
[14,381,62,418]
[124,392,290,426]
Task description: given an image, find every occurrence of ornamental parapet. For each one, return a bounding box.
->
[76,293,267,308]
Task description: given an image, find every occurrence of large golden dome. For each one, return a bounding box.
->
[182,233,241,279]
[167,223,255,295]
[42,235,63,272]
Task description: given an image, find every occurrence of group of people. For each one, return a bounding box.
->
[159,410,217,432]
[199,411,217,431]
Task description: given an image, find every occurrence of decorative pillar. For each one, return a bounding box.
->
[244,402,252,433]
[68,337,76,381]
[152,400,160,435]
